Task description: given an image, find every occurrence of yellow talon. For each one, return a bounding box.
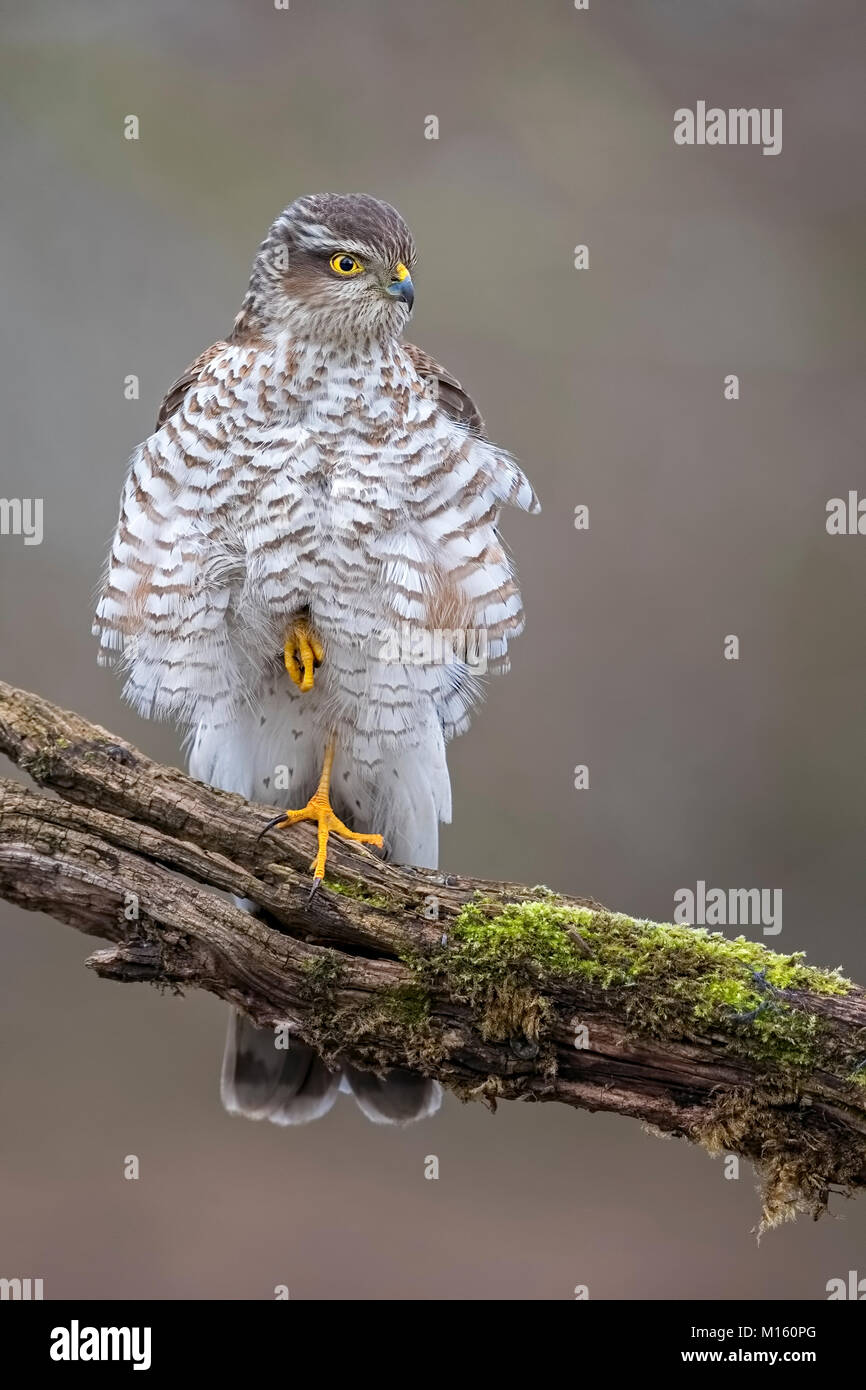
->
[265,736,383,882]
[284,618,325,692]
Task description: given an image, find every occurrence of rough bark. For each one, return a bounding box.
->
[1,678,864,1227]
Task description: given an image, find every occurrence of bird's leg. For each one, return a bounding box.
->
[259,735,384,884]
[284,616,324,692]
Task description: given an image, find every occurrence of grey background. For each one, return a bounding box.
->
[1,0,864,1298]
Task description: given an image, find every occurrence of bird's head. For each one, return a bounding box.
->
[234,193,417,345]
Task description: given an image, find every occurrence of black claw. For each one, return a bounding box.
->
[257,812,288,842]
[307,877,323,907]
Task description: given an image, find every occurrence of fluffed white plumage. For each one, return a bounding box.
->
[188,665,451,869]
[95,332,537,759]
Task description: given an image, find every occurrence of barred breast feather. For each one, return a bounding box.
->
[94,332,539,761]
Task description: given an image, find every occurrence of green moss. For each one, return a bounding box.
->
[422,899,591,1043]
[340,983,443,1067]
[298,949,346,1000]
[374,983,433,1030]
[296,949,441,1074]
[451,899,592,978]
[412,896,852,1077]
[400,895,864,1227]
[322,877,394,911]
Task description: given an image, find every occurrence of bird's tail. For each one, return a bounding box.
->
[221,1010,441,1126]
[220,1010,340,1125]
[341,1065,442,1125]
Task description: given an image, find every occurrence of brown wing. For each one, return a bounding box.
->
[156,342,229,429]
[403,342,486,437]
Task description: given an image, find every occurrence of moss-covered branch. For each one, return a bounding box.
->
[1,679,864,1229]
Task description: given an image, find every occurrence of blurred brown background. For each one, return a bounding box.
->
[1,0,864,1299]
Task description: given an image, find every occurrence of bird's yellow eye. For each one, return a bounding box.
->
[329,253,364,277]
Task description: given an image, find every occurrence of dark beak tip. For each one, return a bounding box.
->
[388,278,414,311]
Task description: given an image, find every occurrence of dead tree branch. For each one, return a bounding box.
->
[1,679,864,1227]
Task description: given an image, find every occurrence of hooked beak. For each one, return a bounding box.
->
[386,262,414,311]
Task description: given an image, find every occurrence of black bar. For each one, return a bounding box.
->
[2,1299,860,1374]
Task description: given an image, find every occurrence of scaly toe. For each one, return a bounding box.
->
[258,777,383,885]
[284,620,325,692]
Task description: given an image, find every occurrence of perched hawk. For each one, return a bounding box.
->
[95,193,539,1125]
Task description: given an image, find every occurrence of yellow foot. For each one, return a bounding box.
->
[284,618,324,692]
[279,794,384,881]
[258,735,384,884]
